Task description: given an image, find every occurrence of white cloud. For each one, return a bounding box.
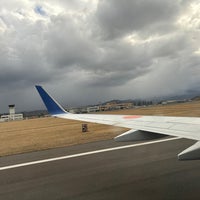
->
[0,0,199,112]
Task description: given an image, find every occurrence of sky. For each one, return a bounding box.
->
[0,0,200,112]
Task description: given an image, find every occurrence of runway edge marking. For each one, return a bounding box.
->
[0,137,180,171]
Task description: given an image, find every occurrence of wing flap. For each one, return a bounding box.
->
[114,129,167,142]
[178,141,200,160]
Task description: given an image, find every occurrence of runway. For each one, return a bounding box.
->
[0,138,200,200]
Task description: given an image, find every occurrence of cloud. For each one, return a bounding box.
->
[0,0,199,112]
[95,0,182,39]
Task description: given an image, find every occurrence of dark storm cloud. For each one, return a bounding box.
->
[95,0,181,39]
[42,13,153,87]
[0,0,199,112]
[44,14,97,69]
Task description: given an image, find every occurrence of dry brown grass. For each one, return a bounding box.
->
[0,117,127,156]
[0,100,199,156]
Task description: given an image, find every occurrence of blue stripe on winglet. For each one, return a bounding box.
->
[35,85,66,115]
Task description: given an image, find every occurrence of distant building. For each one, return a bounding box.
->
[68,107,88,114]
[87,106,100,113]
[161,99,188,105]
[99,102,133,111]
[70,101,134,113]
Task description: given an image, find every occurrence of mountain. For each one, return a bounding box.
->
[191,96,200,101]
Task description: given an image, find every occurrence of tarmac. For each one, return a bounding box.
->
[0,138,200,200]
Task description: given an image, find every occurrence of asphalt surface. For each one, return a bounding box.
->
[0,138,200,200]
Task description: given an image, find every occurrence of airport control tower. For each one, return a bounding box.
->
[9,104,15,115]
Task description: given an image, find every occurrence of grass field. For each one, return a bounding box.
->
[0,100,200,157]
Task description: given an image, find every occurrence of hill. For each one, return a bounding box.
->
[191,96,200,101]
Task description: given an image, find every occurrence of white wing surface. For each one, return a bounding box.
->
[35,85,200,160]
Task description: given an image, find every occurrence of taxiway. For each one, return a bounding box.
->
[0,138,199,200]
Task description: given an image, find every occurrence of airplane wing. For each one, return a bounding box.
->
[35,85,200,160]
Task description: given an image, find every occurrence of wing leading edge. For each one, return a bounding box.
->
[35,85,200,160]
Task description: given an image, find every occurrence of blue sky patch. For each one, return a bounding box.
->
[34,5,47,16]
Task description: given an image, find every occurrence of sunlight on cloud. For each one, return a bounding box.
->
[123,33,171,46]
[194,48,200,55]
[0,17,7,32]
[177,2,200,30]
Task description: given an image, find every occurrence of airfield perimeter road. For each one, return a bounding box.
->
[0,138,200,200]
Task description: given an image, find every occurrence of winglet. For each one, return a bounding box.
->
[35,85,67,115]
